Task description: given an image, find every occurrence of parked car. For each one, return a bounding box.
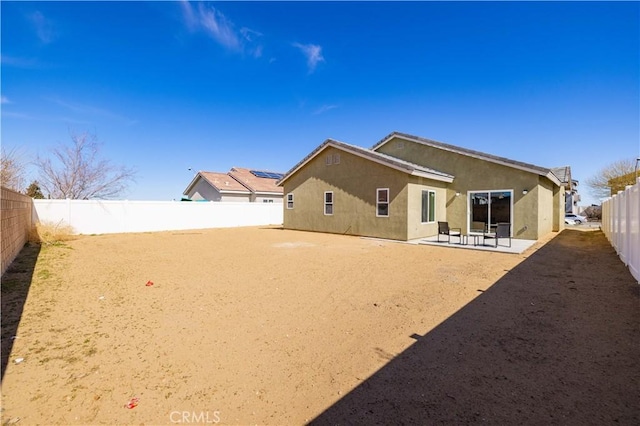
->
[565,214,588,224]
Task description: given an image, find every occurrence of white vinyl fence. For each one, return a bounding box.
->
[602,177,640,283]
[33,199,283,235]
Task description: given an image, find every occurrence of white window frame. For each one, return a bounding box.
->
[286,193,294,209]
[326,154,332,166]
[421,190,436,223]
[376,188,389,217]
[324,191,333,216]
[333,153,340,164]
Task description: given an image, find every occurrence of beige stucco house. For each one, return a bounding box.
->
[278,132,565,241]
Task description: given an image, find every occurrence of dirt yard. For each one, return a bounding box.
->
[1,226,638,425]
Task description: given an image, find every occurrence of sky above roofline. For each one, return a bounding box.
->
[2,1,638,205]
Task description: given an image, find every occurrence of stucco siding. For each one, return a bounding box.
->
[253,195,284,203]
[282,146,410,240]
[552,183,565,232]
[187,181,252,202]
[188,179,223,201]
[220,193,251,202]
[377,136,548,239]
[406,179,448,240]
[537,178,555,236]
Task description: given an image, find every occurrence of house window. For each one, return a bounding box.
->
[263,199,274,203]
[324,191,333,215]
[286,193,294,209]
[421,190,436,223]
[377,188,389,217]
[333,153,340,164]
[326,154,332,165]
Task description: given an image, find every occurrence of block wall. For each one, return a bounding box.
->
[1,187,33,275]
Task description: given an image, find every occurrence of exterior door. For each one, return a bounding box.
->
[469,190,513,235]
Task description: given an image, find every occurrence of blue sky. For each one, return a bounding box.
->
[2,1,638,205]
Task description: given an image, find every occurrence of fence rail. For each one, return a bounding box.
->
[602,177,640,283]
[32,199,283,235]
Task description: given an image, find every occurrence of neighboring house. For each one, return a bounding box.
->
[228,167,284,203]
[183,168,284,202]
[278,132,565,241]
[551,166,581,214]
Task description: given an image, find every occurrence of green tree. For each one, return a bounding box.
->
[25,180,44,199]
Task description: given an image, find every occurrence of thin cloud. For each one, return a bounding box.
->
[1,55,39,68]
[1,111,33,120]
[1,96,10,104]
[47,97,137,126]
[0,109,95,123]
[181,1,263,56]
[180,0,198,31]
[241,28,264,58]
[30,11,55,44]
[293,43,325,73]
[198,3,241,50]
[313,105,339,115]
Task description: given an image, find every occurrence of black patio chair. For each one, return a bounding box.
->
[437,221,462,244]
[470,221,486,233]
[483,222,511,247]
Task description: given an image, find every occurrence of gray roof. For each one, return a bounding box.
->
[551,166,571,183]
[277,138,454,186]
[373,132,562,186]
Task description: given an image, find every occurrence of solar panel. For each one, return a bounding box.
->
[250,170,284,180]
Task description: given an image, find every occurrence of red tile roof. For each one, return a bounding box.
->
[228,167,284,194]
[199,171,250,193]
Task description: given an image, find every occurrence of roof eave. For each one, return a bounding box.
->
[183,172,203,195]
[545,172,562,187]
[219,189,251,195]
[277,139,334,186]
[410,170,454,183]
[278,139,454,186]
[254,191,284,196]
[380,132,562,187]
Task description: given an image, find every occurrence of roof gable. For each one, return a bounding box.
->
[550,166,575,190]
[373,132,562,186]
[277,138,454,186]
[183,171,251,195]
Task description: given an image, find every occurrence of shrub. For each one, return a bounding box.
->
[29,220,75,245]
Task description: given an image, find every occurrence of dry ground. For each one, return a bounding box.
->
[1,226,638,425]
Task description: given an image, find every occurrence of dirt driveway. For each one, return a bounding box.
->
[1,226,638,425]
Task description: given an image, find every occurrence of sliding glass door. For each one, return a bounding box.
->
[469,190,513,234]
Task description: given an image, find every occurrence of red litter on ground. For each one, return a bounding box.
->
[145,280,154,287]
[125,396,139,409]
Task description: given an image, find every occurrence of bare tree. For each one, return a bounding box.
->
[1,146,27,192]
[35,131,136,199]
[585,157,639,200]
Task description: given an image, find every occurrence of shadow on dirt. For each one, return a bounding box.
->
[310,230,639,425]
[1,243,41,382]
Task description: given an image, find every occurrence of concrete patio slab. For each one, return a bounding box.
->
[415,235,536,254]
